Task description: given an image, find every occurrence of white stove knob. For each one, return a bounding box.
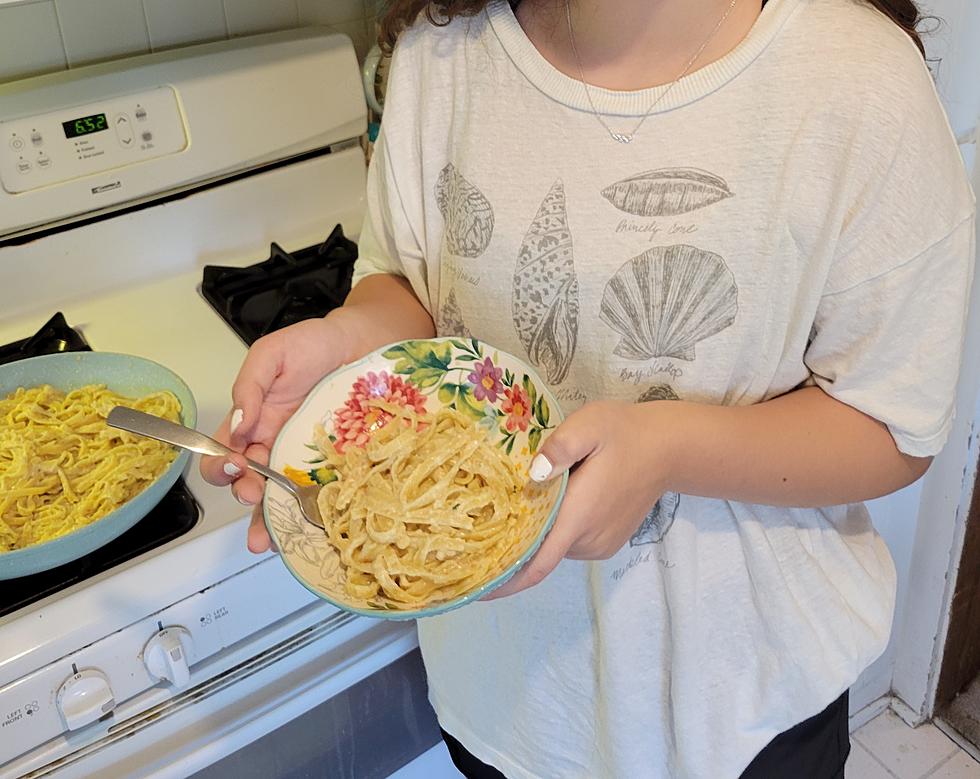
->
[143,626,194,689]
[57,669,115,731]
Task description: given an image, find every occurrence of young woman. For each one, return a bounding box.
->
[201,0,975,776]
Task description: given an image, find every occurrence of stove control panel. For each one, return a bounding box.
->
[0,558,320,767]
[0,86,187,195]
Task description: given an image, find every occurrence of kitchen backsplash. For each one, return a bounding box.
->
[0,0,384,83]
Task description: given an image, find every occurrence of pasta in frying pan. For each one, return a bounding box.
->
[312,403,528,610]
[0,384,180,552]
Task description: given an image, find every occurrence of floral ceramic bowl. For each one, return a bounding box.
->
[263,337,567,619]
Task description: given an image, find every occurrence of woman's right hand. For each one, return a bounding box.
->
[200,316,350,553]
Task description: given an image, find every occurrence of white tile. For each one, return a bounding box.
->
[387,743,463,779]
[296,0,362,25]
[56,0,149,66]
[845,742,894,779]
[855,711,959,779]
[223,0,297,37]
[0,1,66,82]
[144,0,226,50]
[927,751,980,779]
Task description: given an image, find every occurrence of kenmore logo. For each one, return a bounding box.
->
[91,181,122,194]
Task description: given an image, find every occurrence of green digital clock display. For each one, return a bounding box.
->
[62,113,108,139]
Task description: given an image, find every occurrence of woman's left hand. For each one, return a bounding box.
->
[485,400,671,600]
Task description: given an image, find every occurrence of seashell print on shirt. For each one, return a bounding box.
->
[630,384,682,547]
[512,180,580,385]
[630,492,681,546]
[435,163,495,257]
[601,168,733,217]
[437,287,472,338]
[600,244,738,362]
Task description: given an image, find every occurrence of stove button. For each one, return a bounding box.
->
[37,154,51,169]
[135,107,147,121]
[16,159,32,174]
[143,626,194,689]
[114,113,134,147]
[31,131,43,146]
[56,669,115,731]
[9,135,24,151]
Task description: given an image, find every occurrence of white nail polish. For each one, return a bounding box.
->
[230,408,244,435]
[234,492,254,506]
[529,454,553,482]
[223,462,242,477]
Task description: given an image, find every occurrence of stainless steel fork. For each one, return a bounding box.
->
[107,406,324,529]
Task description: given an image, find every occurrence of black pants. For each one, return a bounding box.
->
[441,690,850,779]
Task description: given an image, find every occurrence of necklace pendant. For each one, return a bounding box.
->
[611,133,634,144]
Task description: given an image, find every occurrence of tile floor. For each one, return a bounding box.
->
[391,709,980,778]
[849,710,980,779]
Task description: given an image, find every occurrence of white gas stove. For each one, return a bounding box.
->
[0,30,436,779]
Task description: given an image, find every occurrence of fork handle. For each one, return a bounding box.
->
[107,406,299,496]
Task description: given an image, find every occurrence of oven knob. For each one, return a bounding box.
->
[143,626,194,689]
[56,669,115,731]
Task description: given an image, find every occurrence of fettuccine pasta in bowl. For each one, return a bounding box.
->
[264,338,566,619]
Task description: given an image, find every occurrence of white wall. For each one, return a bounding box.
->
[0,0,383,84]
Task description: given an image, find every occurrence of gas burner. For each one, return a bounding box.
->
[201,224,358,345]
[0,312,90,367]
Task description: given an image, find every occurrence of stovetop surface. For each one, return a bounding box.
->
[0,149,364,676]
[1,226,356,619]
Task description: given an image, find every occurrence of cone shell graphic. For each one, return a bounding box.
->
[512,180,580,384]
[437,288,472,338]
[601,168,732,217]
[436,163,495,257]
[600,244,737,361]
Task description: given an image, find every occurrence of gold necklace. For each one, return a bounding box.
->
[565,0,740,144]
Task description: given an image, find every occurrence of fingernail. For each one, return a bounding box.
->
[235,492,255,506]
[223,461,242,477]
[529,454,553,482]
[230,408,244,436]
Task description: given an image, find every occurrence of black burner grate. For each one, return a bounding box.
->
[0,312,91,367]
[201,224,358,345]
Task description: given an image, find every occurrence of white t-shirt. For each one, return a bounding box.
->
[353,1,976,776]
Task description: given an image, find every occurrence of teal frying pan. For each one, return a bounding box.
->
[0,352,197,580]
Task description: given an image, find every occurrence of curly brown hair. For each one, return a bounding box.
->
[377,0,927,57]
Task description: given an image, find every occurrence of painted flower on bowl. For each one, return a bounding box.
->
[332,370,427,452]
[468,356,503,402]
[501,384,532,433]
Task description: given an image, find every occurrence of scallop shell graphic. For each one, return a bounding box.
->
[436,163,495,257]
[437,288,472,338]
[630,492,681,546]
[601,168,732,217]
[637,384,679,403]
[512,180,580,385]
[600,244,737,361]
